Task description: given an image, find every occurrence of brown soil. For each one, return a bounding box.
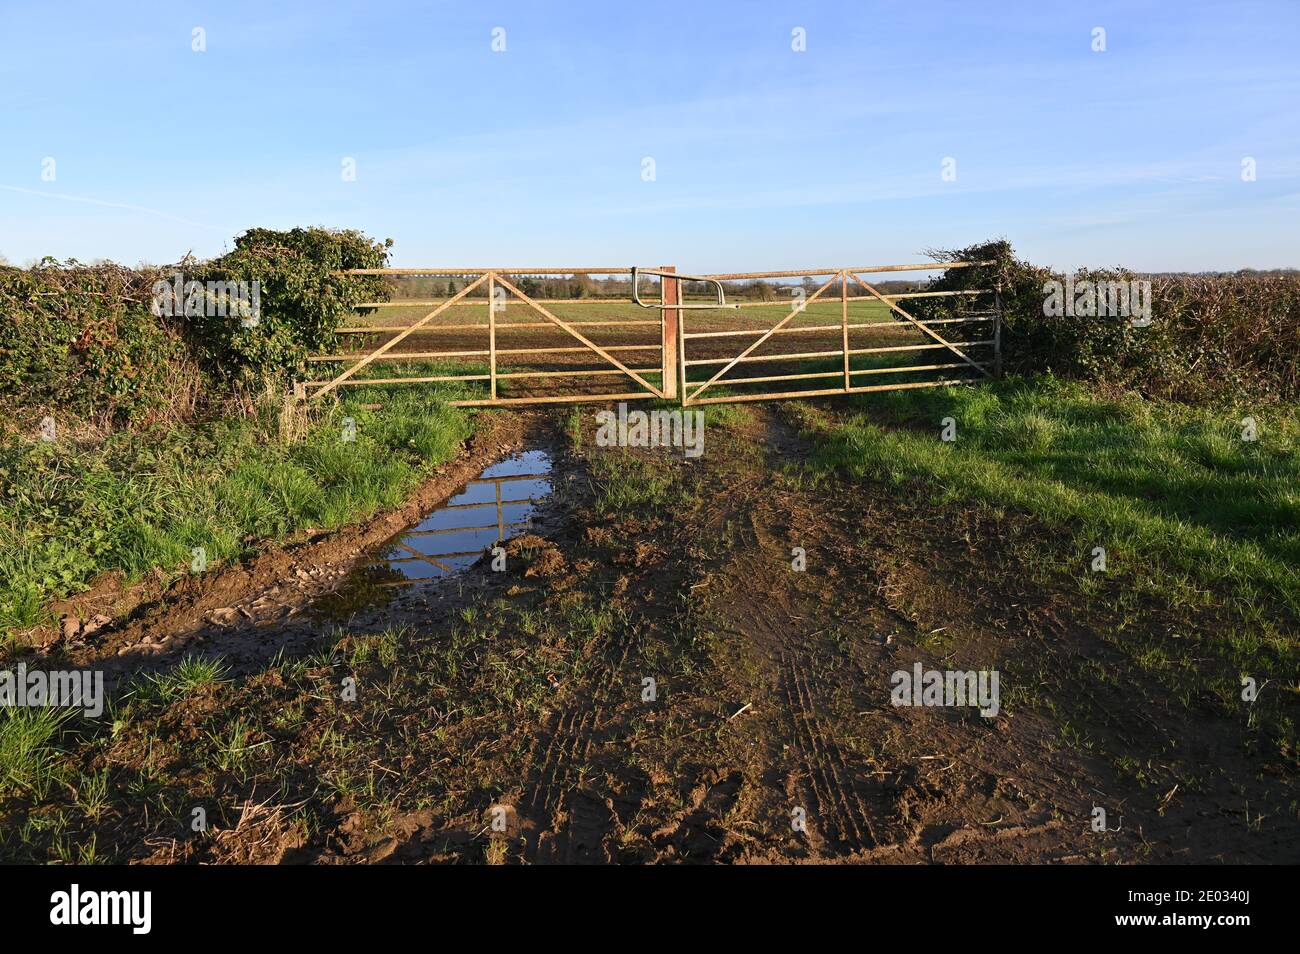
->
[4,401,1296,865]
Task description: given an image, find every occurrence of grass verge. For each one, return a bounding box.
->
[801,376,1299,618]
[0,381,475,640]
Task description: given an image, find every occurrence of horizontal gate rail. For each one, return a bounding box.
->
[353,298,638,307]
[303,266,671,406]
[678,260,1001,407]
[296,257,1001,408]
[449,391,654,407]
[301,374,492,388]
[683,317,993,339]
[341,267,632,275]
[698,260,994,280]
[685,378,983,406]
[727,288,991,308]
[338,319,660,333]
[683,341,995,367]
[307,344,661,363]
[679,362,991,390]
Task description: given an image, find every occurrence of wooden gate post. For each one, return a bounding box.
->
[841,269,850,391]
[660,264,679,400]
[993,282,1004,378]
[488,272,497,399]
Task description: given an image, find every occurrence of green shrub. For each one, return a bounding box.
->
[0,228,392,427]
[915,240,1300,406]
[0,261,191,424]
[187,227,392,383]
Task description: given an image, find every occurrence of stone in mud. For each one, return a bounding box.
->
[83,614,112,637]
[207,607,240,627]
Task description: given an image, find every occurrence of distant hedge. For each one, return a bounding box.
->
[917,241,1300,406]
[0,228,391,425]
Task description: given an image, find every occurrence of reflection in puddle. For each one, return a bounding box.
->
[365,449,552,586]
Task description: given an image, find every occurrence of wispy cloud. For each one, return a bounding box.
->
[0,185,234,232]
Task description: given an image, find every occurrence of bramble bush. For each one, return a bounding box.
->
[0,227,391,426]
[917,240,1300,405]
[0,228,418,640]
[0,261,189,424]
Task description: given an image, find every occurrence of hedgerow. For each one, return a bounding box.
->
[0,261,189,424]
[917,240,1300,405]
[0,227,391,427]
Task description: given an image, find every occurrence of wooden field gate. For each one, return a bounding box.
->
[299,259,1001,407]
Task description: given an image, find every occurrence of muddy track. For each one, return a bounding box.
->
[693,410,900,858]
[467,403,1082,863]
[14,400,1296,865]
[706,536,890,854]
[50,412,531,686]
[522,631,635,863]
[656,404,1292,864]
[779,648,885,851]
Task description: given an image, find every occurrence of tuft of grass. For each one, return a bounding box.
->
[699,400,750,430]
[564,407,584,450]
[484,837,509,865]
[349,627,405,669]
[128,655,230,706]
[71,768,112,820]
[0,706,71,799]
[588,450,679,514]
[207,717,257,776]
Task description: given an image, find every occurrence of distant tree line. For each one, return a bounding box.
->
[384,274,925,302]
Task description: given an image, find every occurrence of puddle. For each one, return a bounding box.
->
[384,449,552,581]
[313,449,553,617]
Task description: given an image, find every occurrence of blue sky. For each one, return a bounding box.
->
[1,0,1297,271]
